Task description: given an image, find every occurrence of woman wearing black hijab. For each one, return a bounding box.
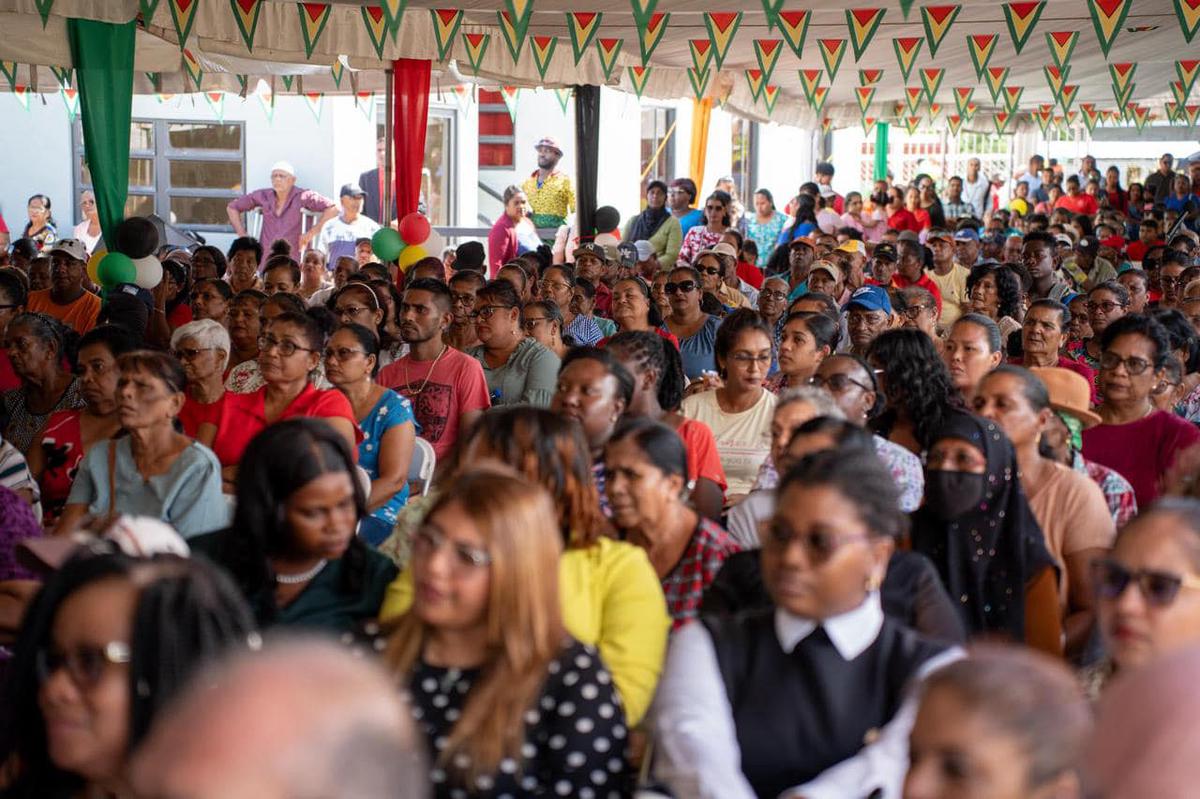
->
[909,411,1062,654]
[624,179,683,269]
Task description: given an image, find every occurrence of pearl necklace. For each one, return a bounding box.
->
[274,559,328,585]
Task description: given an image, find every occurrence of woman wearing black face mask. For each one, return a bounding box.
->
[909,411,1061,654]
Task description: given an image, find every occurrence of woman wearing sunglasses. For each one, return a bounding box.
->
[0,550,255,799]
[1088,497,1200,695]
[519,299,569,359]
[677,190,731,267]
[169,319,230,439]
[651,449,959,798]
[1082,314,1200,509]
[662,265,722,381]
[466,279,559,407]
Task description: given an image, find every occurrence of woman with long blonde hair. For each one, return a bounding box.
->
[387,468,629,796]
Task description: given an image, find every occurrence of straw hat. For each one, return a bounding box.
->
[1030,366,1101,428]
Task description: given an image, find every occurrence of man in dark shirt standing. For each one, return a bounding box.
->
[1145,153,1177,205]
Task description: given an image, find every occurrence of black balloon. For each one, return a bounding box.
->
[113,217,160,259]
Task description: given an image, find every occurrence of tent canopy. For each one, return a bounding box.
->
[0,0,1195,129]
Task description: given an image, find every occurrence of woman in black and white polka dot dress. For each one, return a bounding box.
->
[386,468,629,798]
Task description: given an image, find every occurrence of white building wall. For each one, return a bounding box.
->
[0,93,73,239]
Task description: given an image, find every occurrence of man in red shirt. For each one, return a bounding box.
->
[1053,175,1099,216]
[891,231,943,315]
[815,162,844,214]
[1126,218,1165,264]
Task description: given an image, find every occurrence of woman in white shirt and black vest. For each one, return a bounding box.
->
[651,448,961,799]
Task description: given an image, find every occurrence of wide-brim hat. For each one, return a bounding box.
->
[1030,366,1102,428]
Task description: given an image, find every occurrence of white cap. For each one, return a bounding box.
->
[270,160,296,177]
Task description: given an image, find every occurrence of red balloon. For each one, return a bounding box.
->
[398,212,431,245]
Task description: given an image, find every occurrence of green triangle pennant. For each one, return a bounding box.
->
[985,66,1009,104]
[1177,59,1200,96]
[431,9,464,62]
[497,10,528,63]
[967,34,997,80]
[953,86,974,115]
[762,0,784,31]
[818,39,847,82]
[1002,2,1045,54]
[2,62,20,91]
[596,38,623,81]
[637,12,669,65]
[566,12,603,65]
[235,74,248,93]
[381,0,407,42]
[627,65,652,99]
[33,0,53,28]
[846,8,887,61]
[462,33,491,74]
[920,5,961,57]
[139,0,160,21]
[555,87,572,113]
[629,0,658,27]
[1003,85,1024,113]
[529,36,558,81]
[745,69,765,102]
[754,39,783,84]
[297,3,332,59]
[776,10,811,58]
[50,65,72,88]
[1087,0,1131,59]
[361,6,389,58]
[920,67,944,102]
[1045,30,1078,70]
[1173,0,1200,43]
[892,37,923,83]
[763,84,781,114]
[230,0,264,51]
[687,67,711,101]
[170,0,201,50]
[704,12,743,69]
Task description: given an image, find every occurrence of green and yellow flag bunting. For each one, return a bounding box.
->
[303,91,323,121]
[1165,101,1179,122]
[1174,0,1200,42]
[380,0,406,41]
[800,69,823,104]
[859,69,884,85]
[1171,80,1188,107]
[431,9,463,63]
[687,67,711,100]
[1178,59,1200,96]
[761,0,784,31]
[450,84,470,114]
[846,8,887,61]
[967,34,997,79]
[1059,83,1079,113]
[49,65,71,88]
[1130,104,1150,130]
[182,47,203,89]
[1113,81,1134,107]
[929,102,943,119]
[904,115,922,134]
[330,59,344,88]
[503,0,534,48]
[920,67,944,101]
[629,0,657,26]
[58,87,77,121]
[1108,62,1135,98]
[230,0,263,51]
[462,32,490,74]
[597,38,622,81]
[555,87,572,113]
[1183,104,1200,126]
[819,39,847,81]
[169,0,200,49]
[205,90,225,121]
[637,12,669,64]
[947,114,963,134]
[12,84,30,111]
[498,10,527,63]
[763,84,781,114]
[0,61,17,90]
[985,66,1008,104]
[905,86,924,114]
[280,74,295,92]
[1004,85,1024,113]
[258,89,275,123]
[811,86,829,113]
[566,12,602,64]
[862,116,877,135]
[530,36,557,80]
[754,39,783,83]
[628,65,651,99]
[953,86,974,115]
[1081,102,1101,131]
[921,5,960,57]
[1088,0,1132,58]
[297,3,331,58]
[689,39,713,73]
[892,37,923,82]
[361,6,389,58]
[1045,30,1078,69]
[993,111,1012,133]
[1001,2,1045,53]
[821,117,833,134]
[704,12,742,69]
[33,0,53,27]
[1035,103,1054,132]
[745,68,765,101]
[140,0,160,21]
[777,10,811,57]
[856,85,876,114]
[499,85,519,122]
[1044,65,1068,99]
[354,90,373,120]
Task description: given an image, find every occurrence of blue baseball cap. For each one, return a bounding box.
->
[953,228,980,242]
[846,285,893,314]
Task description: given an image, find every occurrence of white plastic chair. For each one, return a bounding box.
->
[407,437,436,497]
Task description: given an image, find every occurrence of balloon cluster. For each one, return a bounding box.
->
[369,212,444,271]
[87,217,163,290]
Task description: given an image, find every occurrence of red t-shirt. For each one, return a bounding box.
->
[891,271,944,314]
[377,347,491,462]
[1054,193,1099,216]
[887,209,922,233]
[0,350,19,393]
[210,383,359,467]
[168,303,193,330]
[178,393,227,438]
[1126,239,1164,264]
[677,418,727,494]
[1009,355,1098,405]
[1082,410,1200,508]
[736,260,764,289]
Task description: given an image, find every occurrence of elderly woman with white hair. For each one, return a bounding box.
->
[171,319,231,438]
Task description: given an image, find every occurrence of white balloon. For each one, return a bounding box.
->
[132,255,163,289]
[422,228,445,258]
[594,232,620,248]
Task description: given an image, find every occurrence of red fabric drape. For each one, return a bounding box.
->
[391,58,431,218]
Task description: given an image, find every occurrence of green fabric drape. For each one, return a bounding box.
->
[874,122,889,182]
[67,18,135,248]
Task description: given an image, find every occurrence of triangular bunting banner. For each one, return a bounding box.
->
[451,85,471,114]
[862,116,877,135]
[361,6,389,58]
[353,90,373,120]
[637,12,669,64]
[953,86,974,115]
[994,111,1012,133]
[597,38,623,81]
[258,89,275,123]
[921,5,961,57]
[1044,65,1069,99]
[431,9,464,62]
[1004,85,1024,113]
[799,68,824,104]
[169,0,200,49]
[140,0,160,21]
[1087,0,1131,58]
[1045,30,1078,70]
[555,87,572,113]
[462,33,491,74]
[13,85,30,111]
[689,39,714,73]
[1178,59,1200,96]
[1164,101,1179,123]
[856,85,876,114]
[499,86,520,122]
[60,87,79,121]
[846,8,887,61]
[330,59,344,88]
[754,39,783,83]
[810,86,829,113]
[967,34,997,79]
[762,0,784,31]
[50,66,72,88]
[629,0,657,27]
[230,0,264,51]
[763,84,781,114]
[745,69,765,102]
[1059,83,1079,113]
[859,68,884,85]
[892,37,923,82]
[297,3,332,59]
[1131,104,1150,131]
[905,86,924,114]
[1172,80,1188,106]
[530,36,557,80]
[182,48,203,90]
[1112,81,1134,107]
[0,62,16,91]
[818,39,847,81]
[380,0,407,41]
[947,114,963,134]
[503,0,535,54]
[303,92,323,121]
[628,65,652,99]
[497,11,527,63]
[928,103,942,119]
[205,90,225,121]
[280,74,295,92]
[1082,103,1101,131]
[899,0,916,19]
[904,115,922,134]
[1184,104,1200,126]
[920,67,944,101]
[566,12,602,64]
[704,12,742,69]
[235,73,248,94]
[1174,0,1200,42]
[1001,2,1045,53]
[777,10,811,57]
[985,66,1009,104]
[1109,63,1135,98]
[687,67,711,100]
[821,117,833,135]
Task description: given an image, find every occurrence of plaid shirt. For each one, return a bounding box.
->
[1073,450,1138,528]
[943,200,975,221]
[662,517,740,629]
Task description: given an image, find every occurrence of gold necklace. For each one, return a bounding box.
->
[404,345,449,399]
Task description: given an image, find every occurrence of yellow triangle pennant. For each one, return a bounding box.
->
[566,12,602,65]
[1165,101,1179,122]
[964,101,979,121]
[182,47,203,89]
[745,68,765,102]
[430,9,463,62]
[863,116,877,135]
[859,69,884,85]
[920,68,944,102]
[1045,30,1078,70]
[462,32,490,74]
[499,86,520,122]
[947,114,963,134]
[985,66,1009,104]
[689,39,714,74]
[821,117,833,134]
[929,103,943,119]
[1109,62,1136,97]
[169,0,200,50]
[967,34,997,79]
[856,85,876,114]
[904,115,922,134]
[892,37,923,82]
[953,86,974,115]
[921,5,961,57]
[1001,2,1045,54]
[1044,65,1068,99]
[530,36,557,80]
[497,10,528,63]
[1172,80,1188,106]
[763,84,781,114]
[818,38,847,81]
[799,68,824,104]
[1004,85,1024,113]
[361,6,390,59]
[704,12,743,69]
[597,38,623,81]
[1088,0,1131,58]
[638,12,669,64]
[754,39,783,83]
[380,0,406,42]
[297,3,332,59]
[1174,0,1200,43]
[905,86,924,114]
[1178,59,1200,96]
[687,67,711,100]
[846,8,887,61]
[811,86,829,113]
[993,111,1012,133]
[303,91,323,121]
[1059,83,1079,113]
[230,0,264,51]
[627,65,652,99]
[330,59,344,88]
[777,10,811,57]
[1183,103,1200,127]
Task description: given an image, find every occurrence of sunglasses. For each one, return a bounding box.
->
[1098,353,1153,375]
[1093,558,1200,607]
[761,522,871,565]
[37,642,131,688]
[664,280,698,295]
[699,267,722,276]
[173,346,213,361]
[412,526,492,574]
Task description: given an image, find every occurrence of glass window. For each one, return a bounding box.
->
[125,195,155,218]
[640,107,675,196]
[731,117,756,204]
[80,157,154,189]
[169,196,234,226]
[130,122,154,151]
[478,89,514,169]
[423,113,453,226]
[167,122,242,151]
[169,160,243,192]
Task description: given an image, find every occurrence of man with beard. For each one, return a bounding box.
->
[521,136,575,237]
[378,278,490,461]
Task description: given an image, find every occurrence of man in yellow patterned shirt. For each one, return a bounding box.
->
[522,136,575,237]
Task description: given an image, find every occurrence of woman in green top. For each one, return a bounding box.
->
[466,279,560,407]
[624,180,683,270]
[196,418,397,633]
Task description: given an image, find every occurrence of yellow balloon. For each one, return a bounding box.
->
[397,245,428,270]
[86,248,106,285]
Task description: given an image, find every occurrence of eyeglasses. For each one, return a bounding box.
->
[1160,276,1185,288]
[173,346,213,361]
[1099,352,1153,375]
[810,373,872,393]
[761,521,871,565]
[450,292,476,306]
[699,267,723,276]
[729,353,772,366]
[760,289,788,301]
[705,204,725,212]
[324,346,366,361]
[1087,300,1127,313]
[542,280,572,292]
[522,317,551,331]
[900,305,933,320]
[469,304,512,321]
[257,335,316,357]
[335,304,371,317]
[664,280,698,295]
[37,641,131,687]
[412,525,492,573]
[1093,559,1200,607]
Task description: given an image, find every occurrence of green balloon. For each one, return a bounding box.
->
[371,228,404,262]
[96,252,136,287]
